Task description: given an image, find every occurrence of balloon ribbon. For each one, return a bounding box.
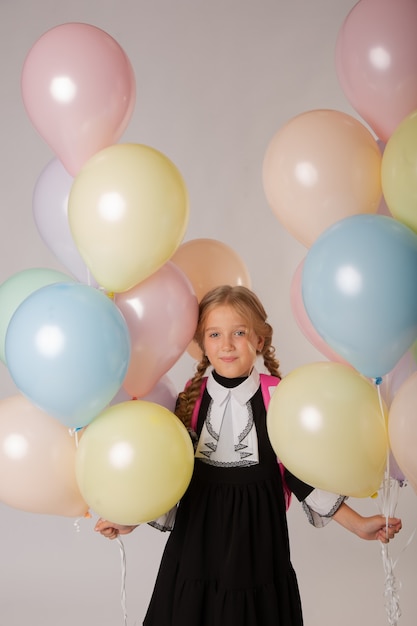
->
[116,537,129,626]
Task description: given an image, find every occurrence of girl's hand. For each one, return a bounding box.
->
[94,517,138,540]
[358,514,402,543]
[333,503,402,543]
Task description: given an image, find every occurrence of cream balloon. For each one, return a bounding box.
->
[267,362,387,497]
[388,371,417,493]
[0,395,88,517]
[68,143,189,292]
[263,109,382,247]
[381,110,417,235]
[75,400,194,524]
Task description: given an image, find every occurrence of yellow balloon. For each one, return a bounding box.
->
[68,143,189,292]
[75,400,194,524]
[267,362,387,497]
[381,110,417,235]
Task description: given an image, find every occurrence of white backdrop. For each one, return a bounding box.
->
[0,1,416,625]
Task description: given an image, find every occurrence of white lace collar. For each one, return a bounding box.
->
[195,368,260,466]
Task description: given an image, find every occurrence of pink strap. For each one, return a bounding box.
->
[190,373,291,510]
[190,377,207,431]
[259,374,292,511]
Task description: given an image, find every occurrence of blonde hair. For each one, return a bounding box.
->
[176,285,281,428]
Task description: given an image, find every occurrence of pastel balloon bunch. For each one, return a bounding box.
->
[0,24,198,521]
[2,21,257,523]
[263,0,417,500]
[335,0,417,495]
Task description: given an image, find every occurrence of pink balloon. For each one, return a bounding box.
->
[115,262,198,398]
[21,23,136,176]
[290,259,349,364]
[32,158,98,285]
[111,375,177,412]
[336,0,417,143]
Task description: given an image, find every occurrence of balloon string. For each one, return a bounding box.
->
[380,542,402,626]
[374,378,390,530]
[68,426,83,448]
[374,377,401,626]
[116,537,129,626]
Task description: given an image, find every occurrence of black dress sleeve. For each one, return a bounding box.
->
[284,468,315,502]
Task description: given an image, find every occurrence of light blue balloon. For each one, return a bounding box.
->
[302,214,417,378]
[5,283,131,428]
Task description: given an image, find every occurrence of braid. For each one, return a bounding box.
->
[260,324,281,378]
[176,285,282,427]
[175,355,210,428]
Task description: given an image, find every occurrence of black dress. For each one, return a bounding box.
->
[143,373,305,626]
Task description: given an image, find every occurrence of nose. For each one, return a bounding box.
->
[221,334,234,351]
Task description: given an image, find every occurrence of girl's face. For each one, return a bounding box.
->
[202,305,264,378]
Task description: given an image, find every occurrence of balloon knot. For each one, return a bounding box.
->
[374,376,383,385]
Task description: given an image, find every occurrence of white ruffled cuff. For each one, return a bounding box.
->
[302,489,347,528]
[148,504,178,532]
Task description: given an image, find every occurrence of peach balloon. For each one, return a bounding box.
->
[21,23,136,176]
[171,238,251,359]
[389,371,417,493]
[290,259,348,365]
[263,109,382,247]
[0,395,88,517]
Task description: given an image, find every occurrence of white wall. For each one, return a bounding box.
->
[0,1,416,625]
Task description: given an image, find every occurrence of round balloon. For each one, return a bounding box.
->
[33,158,98,285]
[111,374,178,413]
[389,371,417,493]
[302,214,417,378]
[267,362,388,497]
[68,143,189,292]
[336,0,417,143]
[21,23,136,176]
[0,394,88,516]
[0,268,75,364]
[5,283,131,428]
[381,110,417,234]
[262,109,381,247]
[379,343,417,407]
[171,238,251,359]
[75,400,194,524]
[115,261,198,398]
[290,259,349,365]
[171,238,251,301]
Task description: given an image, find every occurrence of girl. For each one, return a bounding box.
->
[95,285,402,626]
